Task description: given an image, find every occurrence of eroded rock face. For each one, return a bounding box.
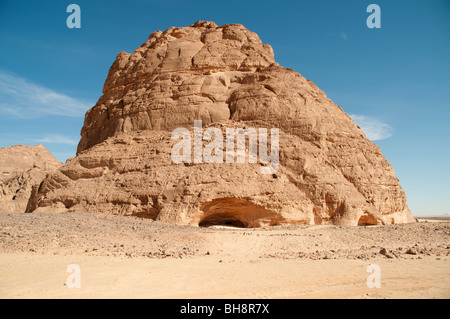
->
[0,145,62,212]
[77,21,276,153]
[27,21,415,226]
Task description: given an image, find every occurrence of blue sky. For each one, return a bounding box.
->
[0,0,449,216]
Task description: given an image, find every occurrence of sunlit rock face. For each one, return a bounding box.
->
[27,21,415,227]
[0,145,62,213]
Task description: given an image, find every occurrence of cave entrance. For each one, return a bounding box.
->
[357,213,378,226]
[198,197,282,228]
[198,213,248,228]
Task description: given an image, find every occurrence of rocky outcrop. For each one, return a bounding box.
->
[27,21,415,226]
[77,21,276,153]
[0,145,62,212]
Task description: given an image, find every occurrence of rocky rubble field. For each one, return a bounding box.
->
[1,212,448,261]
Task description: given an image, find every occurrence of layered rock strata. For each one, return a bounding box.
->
[26,21,415,226]
[0,145,62,212]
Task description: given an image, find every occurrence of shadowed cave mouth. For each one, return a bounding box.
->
[357,212,378,226]
[199,213,248,228]
[198,197,281,228]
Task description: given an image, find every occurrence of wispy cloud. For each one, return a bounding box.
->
[0,70,90,118]
[350,114,393,141]
[339,31,348,40]
[35,134,78,145]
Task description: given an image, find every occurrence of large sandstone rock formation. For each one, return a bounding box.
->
[0,145,62,212]
[26,21,415,226]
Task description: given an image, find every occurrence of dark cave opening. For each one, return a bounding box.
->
[198,212,248,228]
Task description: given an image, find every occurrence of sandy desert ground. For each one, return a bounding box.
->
[0,212,449,299]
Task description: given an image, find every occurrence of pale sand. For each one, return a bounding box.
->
[0,212,449,299]
[1,253,449,299]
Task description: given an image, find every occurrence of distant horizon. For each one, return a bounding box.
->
[1,0,449,217]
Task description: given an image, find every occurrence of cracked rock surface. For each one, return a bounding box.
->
[26,21,415,226]
[0,145,62,213]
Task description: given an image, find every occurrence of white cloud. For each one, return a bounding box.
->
[340,31,348,40]
[350,114,393,141]
[35,134,78,145]
[0,70,90,118]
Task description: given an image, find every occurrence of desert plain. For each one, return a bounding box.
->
[0,212,448,299]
